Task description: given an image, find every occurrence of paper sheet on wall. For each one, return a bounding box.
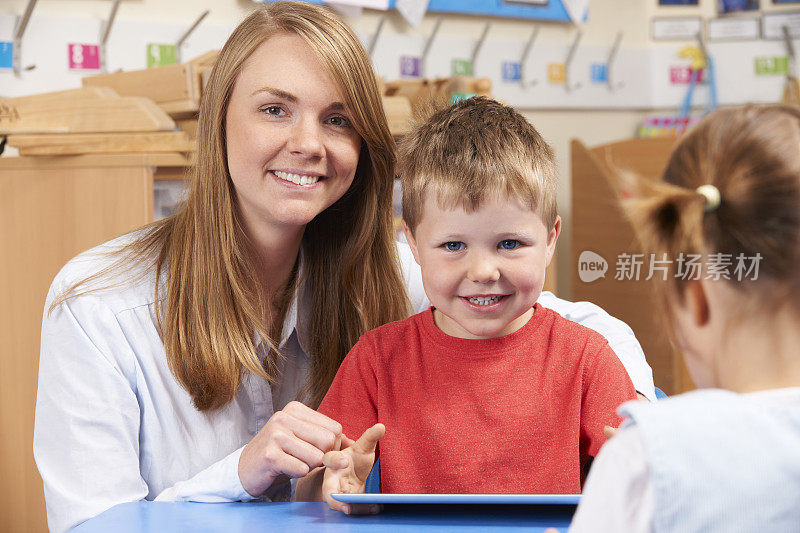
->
[325,2,364,17]
[561,0,590,23]
[396,0,431,28]
[324,0,389,10]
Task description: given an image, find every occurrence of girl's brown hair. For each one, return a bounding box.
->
[53,1,409,410]
[625,105,800,318]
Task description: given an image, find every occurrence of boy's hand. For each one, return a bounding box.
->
[321,423,385,515]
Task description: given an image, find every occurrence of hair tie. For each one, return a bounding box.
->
[696,184,721,212]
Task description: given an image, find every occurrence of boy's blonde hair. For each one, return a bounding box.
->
[398,97,557,232]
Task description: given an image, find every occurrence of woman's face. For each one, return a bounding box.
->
[225,32,362,236]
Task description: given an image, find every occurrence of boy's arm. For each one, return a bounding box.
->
[580,341,639,461]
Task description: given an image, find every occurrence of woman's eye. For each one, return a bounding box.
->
[262,106,285,116]
[443,242,465,252]
[498,239,521,250]
[327,116,352,128]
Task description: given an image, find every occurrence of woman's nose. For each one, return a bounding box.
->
[287,118,324,158]
[467,254,501,284]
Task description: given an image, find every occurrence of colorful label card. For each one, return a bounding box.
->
[400,55,421,78]
[547,62,566,83]
[754,56,789,76]
[147,43,177,67]
[451,58,473,76]
[669,65,705,84]
[68,43,100,71]
[501,61,521,82]
[590,63,608,83]
[0,42,12,70]
[450,92,476,104]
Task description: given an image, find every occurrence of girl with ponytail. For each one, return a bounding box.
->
[570,105,800,532]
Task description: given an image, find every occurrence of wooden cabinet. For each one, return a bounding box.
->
[0,153,189,533]
[571,137,695,396]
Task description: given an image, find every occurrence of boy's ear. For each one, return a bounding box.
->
[545,216,561,267]
[402,221,422,266]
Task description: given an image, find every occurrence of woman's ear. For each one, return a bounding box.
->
[402,221,421,266]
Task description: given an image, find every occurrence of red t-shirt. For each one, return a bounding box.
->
[318,304,637,494]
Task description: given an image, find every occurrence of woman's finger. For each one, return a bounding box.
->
[322,450,350,470]
[265,449,312,479]
[272,430,330,471]
[283,401,343,435]
[271,411,340,453]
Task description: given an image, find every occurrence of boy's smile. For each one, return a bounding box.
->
[405,193,560,340]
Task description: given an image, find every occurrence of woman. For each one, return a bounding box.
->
[33,3,654,532]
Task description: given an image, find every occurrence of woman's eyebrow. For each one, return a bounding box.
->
[250,86,297,100]
[249,86,346,111]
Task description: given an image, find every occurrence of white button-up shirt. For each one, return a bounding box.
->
[34,236,654,533]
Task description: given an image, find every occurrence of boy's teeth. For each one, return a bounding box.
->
[467,296,502,306]
[274,171,320,186]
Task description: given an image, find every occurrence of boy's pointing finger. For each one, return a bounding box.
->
[351,423,386,454]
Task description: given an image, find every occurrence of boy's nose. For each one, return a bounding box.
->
[287,118,324,158]
[467,255,501,284]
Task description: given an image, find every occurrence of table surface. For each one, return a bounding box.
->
[72,501,575,532]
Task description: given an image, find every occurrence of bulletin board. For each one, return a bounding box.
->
[259,0,574,22]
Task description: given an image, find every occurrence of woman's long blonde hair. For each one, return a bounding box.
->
[55,1,410,410]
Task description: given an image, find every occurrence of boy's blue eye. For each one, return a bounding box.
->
[498,239,521,250]
[443,242,465,251]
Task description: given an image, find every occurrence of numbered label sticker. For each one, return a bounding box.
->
[68,43,100,71]
[590,63,608,83]
[669,66,704,85]
[0,42,12,69]
[501,61,521,82]
[547,63,566,84]
[147,43,177,67]
[400,55,421,78]
[451,58,473,77]
[754,56,789,76]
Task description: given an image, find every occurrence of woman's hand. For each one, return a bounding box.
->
[322,423,385,515]
[238,401,344,497]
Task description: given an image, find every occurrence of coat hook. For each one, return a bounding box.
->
[368,15,387,60]
[520,25,539,89]
[12,0,38,76]
[99,0,122,73]
[470,22,490,74]
[175,10,209,63]
[607,31,624,92]
[564,29,583,92]
[421,17,442,78]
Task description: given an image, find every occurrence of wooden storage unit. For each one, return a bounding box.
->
[0,153,189,533]
[571,137,694,396]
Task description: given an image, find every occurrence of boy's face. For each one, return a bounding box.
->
[404,193,561,340]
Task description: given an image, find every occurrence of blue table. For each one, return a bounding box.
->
[72,501,575,532]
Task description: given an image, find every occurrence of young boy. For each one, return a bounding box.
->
[297,97,638,512]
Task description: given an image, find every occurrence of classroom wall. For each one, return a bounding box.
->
[3,1,793,299]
